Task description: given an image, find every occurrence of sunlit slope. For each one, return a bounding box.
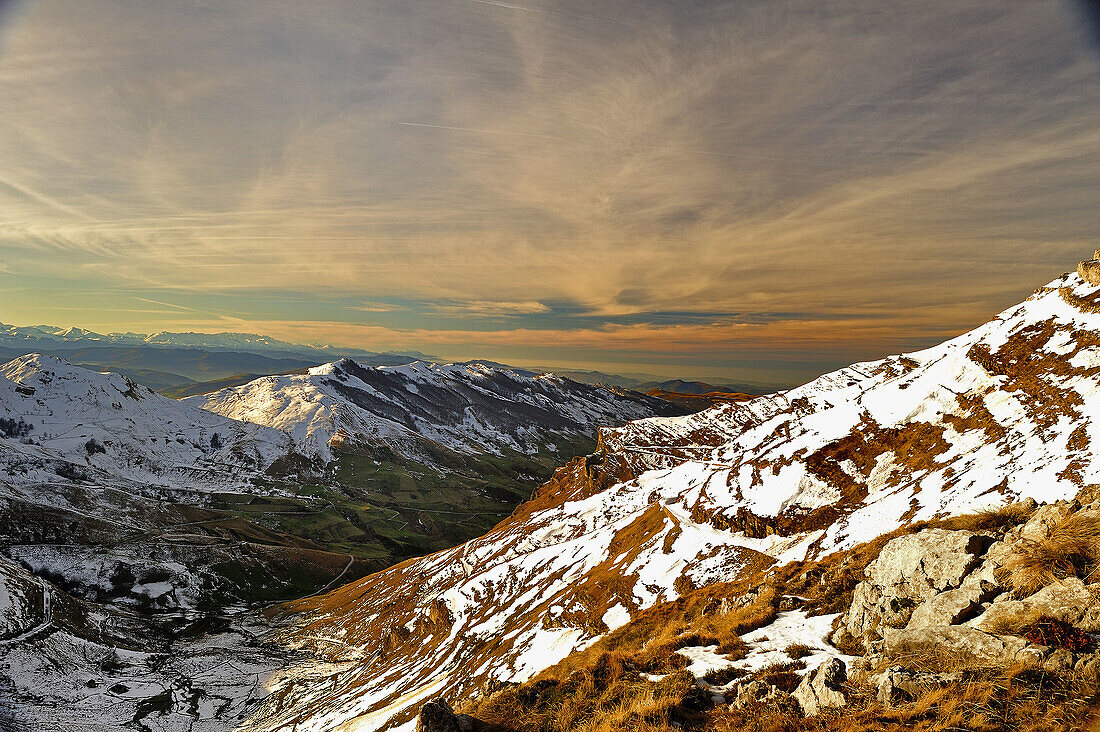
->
[246,272,1100,731]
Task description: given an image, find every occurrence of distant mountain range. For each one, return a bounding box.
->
[0,322,436,362]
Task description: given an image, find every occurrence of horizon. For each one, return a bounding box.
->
[2,1,1099,384]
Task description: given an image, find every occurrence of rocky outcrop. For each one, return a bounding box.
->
[1078,250,1100,285]
[416,698,475,732]
[977,578,1100,634]
[792,658,847,716]
[837,529,988,649]
[872,666,962,707]
[882,626,1040,668]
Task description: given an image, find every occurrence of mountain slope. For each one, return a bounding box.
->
[0,353,288,489]
[246,271,1100,731]
[189,359,683,464]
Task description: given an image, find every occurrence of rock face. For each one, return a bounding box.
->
[792,658,847,716]
[978,579,1100,634]
[873,666,962,707]
[883,627,1036,668]
[416,698,474,732]
[839,530,987,648]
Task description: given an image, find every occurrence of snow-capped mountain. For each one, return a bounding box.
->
[0,353,288,489]
[247,271,1100,731]
[188,358,683,463]
[0,321,416,362]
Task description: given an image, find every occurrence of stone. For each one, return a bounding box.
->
[792,657,847,716]
[978,578,1100,634]
[883,627,1034,668]
[839,529,987,649]
[1018,503,1072,542]
[873,666,961,707]
[733,680,796,711]
[907,587,987,629]
[1079,260,1100,286]
[1043,648,1076,672]
[416,698,474,732]
[1074,653,1100,686]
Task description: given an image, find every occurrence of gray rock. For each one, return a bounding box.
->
[792,657,846,716]
[1043,648,1076,672]
[873,666,961,707]
[978,578,1100,634]
[883,626,1035,668]
[416,698,474,732]
[734,680,796,711]
[907,587,986,629]
[840,529,987,649]
[1018,503,1072,542]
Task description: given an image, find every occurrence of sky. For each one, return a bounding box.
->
[0,0,1098,384]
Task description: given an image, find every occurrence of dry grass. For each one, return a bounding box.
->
[784,643,815,659]
[1004,511,1100,596]
[708,666,1093,732]
[462,583,780,732]
[457,503,1096,732]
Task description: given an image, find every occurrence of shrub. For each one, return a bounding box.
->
[1023,616,1095,652]
[784,643,814,659]
[1005,511,1100,596]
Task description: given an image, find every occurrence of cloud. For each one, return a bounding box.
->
[431,300,551,316]
[0,0,1098,379]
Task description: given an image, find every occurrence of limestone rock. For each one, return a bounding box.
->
[978,578,1100,634]
[883,626,1035,668]
[416,698,474,732]
[792,657,847,716]
[873,666,962,707]
[1079,260,1100,286]
[907,586,986,629]
[1018,503,1072,542]
[839,529,987,649]
[734,680,797,711]
[1043,648,1076,672]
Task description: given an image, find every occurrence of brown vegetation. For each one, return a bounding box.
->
[1003,510,1100,597]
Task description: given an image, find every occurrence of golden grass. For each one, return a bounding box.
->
[1004,511,1100,597]
[456,502,1100,732]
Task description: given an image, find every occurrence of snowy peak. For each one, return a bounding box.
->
[190,357,684,463]
[0,354,288,489]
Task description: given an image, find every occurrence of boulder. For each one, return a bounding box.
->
[873,666,962,707]
[839,529,987,648]
[883,626,1037,668]
[907,586,986,629]
[1042,648,1076,673]
[416,698,474,732]
[792,658,847,716]
[978,578,1100,634]
[733,680,797,711]
[1079,260,1100,286]
[1018,503,1072,542]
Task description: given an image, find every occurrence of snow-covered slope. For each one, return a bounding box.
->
[0,354,288,489]
[188,358,682,463]
[247,272,1100,731]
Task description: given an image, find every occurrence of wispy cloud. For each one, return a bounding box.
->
[0,0,1097,380]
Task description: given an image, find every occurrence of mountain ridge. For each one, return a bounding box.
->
[243,270,1100,731]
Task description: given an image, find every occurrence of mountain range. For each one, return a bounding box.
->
[3,269,1099,730]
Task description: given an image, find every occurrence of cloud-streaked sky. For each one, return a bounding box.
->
[1,0,1098,383]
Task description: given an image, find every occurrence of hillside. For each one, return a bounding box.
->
[244,271,1100,731]
[188,358,682,464]
[0,353,289,489]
